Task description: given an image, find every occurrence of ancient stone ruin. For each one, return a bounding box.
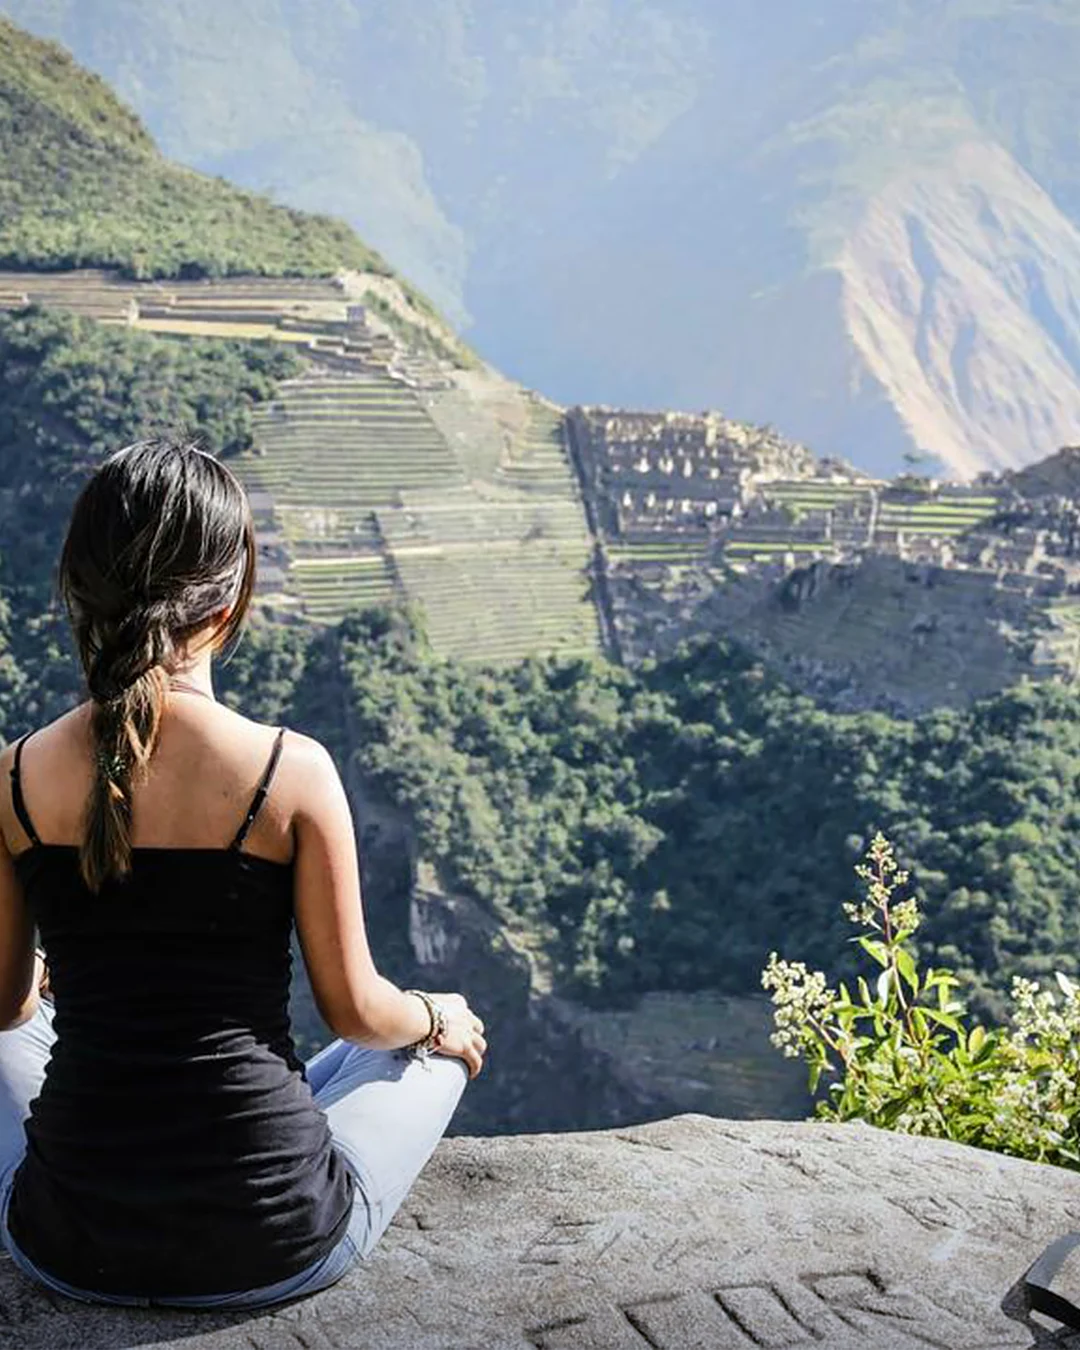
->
[567,407,1080,713]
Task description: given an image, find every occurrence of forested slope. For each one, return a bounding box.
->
[0,15,394,280]
[0,307,301,730]
[216,604,1080,1031]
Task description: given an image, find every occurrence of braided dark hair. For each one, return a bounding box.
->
[57,437,256,894]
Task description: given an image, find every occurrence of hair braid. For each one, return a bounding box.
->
[57,437,257,896]
[80,601,178,893]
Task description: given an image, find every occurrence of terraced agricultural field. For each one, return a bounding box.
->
[419,386,506,480]
[495,399,575,495]
[229,368,466,622]
[286,555,400,622]
[725,539,836,560]
[876,491,1003,536]
[228,368,604,653]
[0,269,346,337]
[136,319,317,341]
[562,989,813,1121]
[378,490,601,666]
[759,481,1004,542]
[607,537,714,566]
[239,371,465,510]
[762,479,877,518]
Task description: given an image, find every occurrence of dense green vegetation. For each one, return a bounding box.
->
[7,445,1080,1034]
[234,603,1075,1029]
[0,306,301,724]
[0,16,390,279]
[766,832,1080,1169]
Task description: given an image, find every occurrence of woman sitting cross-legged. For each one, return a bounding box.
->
[0,436,486,1309]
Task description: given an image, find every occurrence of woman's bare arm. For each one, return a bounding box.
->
[288,734,433,1050]
[0,782,41,1030]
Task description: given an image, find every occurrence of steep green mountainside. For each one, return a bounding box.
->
[6,1,1080,476]
[0,306,302,730]
[0,14,387,278]
[0,16,595,672]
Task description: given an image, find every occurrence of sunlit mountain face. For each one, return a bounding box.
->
[6,0,1080,477]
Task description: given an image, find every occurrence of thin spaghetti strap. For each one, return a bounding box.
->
[230,727,286,852]
[10,732,42,848]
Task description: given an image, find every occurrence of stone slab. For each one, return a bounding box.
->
[3,1113,1080,1349]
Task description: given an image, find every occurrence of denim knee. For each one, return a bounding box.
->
[148,1227,362,1310]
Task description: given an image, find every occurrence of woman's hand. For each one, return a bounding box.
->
[35,948,51,1001]
[427,992,487,1079]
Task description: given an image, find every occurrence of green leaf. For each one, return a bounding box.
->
[857,936,890,969]
[876,968,893,1003]
[895,948,919,995]
[877,1090,918,1127]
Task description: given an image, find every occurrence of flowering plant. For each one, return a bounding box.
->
[761,831,1080,1166]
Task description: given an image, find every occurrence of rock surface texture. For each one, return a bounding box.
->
[4,1113,1080,1349]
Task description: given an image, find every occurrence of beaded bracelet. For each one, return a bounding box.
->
[35,947,53,1004]
[402,988,448,1069]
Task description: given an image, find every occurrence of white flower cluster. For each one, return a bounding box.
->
[844,832,920,935]
[841,897,877,926]
[1008,974,1080,1050]
[890,896,922,935]
[761,951,837,1059]
[761,827,1080,1167]
[980,974,1080,1156]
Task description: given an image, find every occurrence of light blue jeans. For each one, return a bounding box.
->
[0,998,468,1309]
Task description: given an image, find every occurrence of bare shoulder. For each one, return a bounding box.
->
[266,725,341,807]
[0,705,88,846]
[0,702,91,777]
[0,704,86,775]
[265,728,350,853]
[276,726,336,773]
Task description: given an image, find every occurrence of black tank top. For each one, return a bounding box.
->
[5,727,355,1297]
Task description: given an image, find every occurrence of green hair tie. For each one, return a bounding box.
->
[95,748,128,780]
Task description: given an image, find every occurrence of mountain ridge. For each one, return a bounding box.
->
[7,1,1078,477]
[0,15,407,290]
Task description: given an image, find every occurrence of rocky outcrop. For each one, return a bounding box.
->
[5,1113,1080,1348]
[406,865,678,1135]
[312,768,680,1136]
